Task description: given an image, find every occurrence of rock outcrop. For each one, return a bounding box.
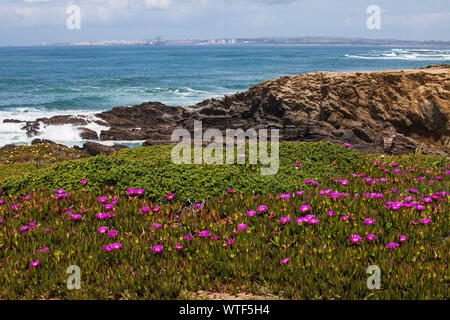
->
[75,142,129,156]
[18,65,450,155]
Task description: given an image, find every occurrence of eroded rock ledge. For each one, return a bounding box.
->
[11,64,450,155]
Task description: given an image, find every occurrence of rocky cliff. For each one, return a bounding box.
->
[14,64,450,155]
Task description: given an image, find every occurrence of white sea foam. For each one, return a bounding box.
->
[0,108,112,148]
[345,48,450,61]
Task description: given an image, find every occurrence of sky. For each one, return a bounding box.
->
[0,0,448,45]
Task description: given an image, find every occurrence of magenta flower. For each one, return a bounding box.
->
[166,193,175,200]
[104,204,114,211]
[152,245,163,253]
[364,218,376,225]
[135,189,145,196]
[366,234,377,241]
[295,162,301,167]
[399,235,408,242]
[210,235,220,240]
[141,207,150,213]
[341,216,350,221]
[226,238,236,245]
[194,203,202,208]
[422,197,432,203]
[295,217,308,224]
[280,217,291,224]
[81,179,87,186]
[153,207,160,212]
[184,234,193,240]
[104,243,122,251]
[327,210,335,217]
[421,218,432,224]
[112,243,122,249]
[40,247,50,253]
[281,258,291,264]
[96,212,115,220]
[56,193,71,199]
[30,260,40,268]
[127,188,136,195]
[98,196,108,203]
[308,218,320,224]
[237,224,248,231]
[70,214,82,221]
[44,228,53,232]
[108,230,118,238]
[175,244,183,250]
[20,226,30,232]
[152,223,162,229]
[98,227,108,234]
[343,143,351,147]
[96,213,109,220]
[299,205,311,213]
[56,189,65,194]
[0,217,2,223]
[199,230,211,237]
[0,199,4,204]
[247,210,257,217]
[11,204,19,211]
[386,242,400,249]
[257,205,268,213]
[350,235,362,244]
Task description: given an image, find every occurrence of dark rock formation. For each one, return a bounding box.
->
[31,139,57,145]
[20,65,450,155]
[0,144,16,151]
[3,119,24,124]
[79,128,99,140]
[77,142,129,156]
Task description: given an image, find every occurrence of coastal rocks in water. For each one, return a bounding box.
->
[3,119,24,124]
[0,144,17,151]
[79,128,99,140]
[18,65,450,155]
[78,142,129,156]
[31,139,57,145]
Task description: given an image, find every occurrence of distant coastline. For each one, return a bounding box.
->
[3,36,450,48]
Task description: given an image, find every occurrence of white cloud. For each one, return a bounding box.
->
[144,0,173,10]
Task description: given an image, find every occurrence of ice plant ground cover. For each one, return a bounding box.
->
[0,142,448,299]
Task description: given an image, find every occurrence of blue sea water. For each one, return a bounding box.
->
[0,45,449,147]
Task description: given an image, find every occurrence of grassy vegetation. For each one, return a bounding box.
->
[0,142,448,299]
[0,144,86,182]
[0,142,366,202]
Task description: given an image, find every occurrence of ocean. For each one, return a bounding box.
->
[0,45,449,147]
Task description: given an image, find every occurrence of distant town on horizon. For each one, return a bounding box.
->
[34,36,450,47]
